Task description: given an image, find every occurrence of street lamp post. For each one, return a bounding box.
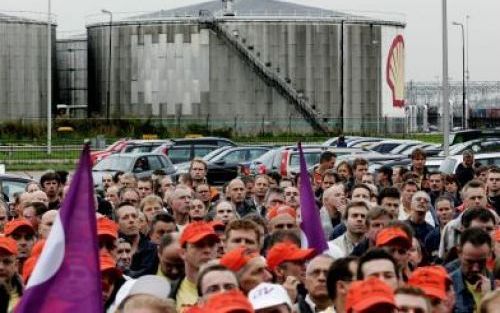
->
[466,15,470,128]
[452,21,466,129]
[102,9,113,121]
[442,0,450,156]
[47,0,52,155]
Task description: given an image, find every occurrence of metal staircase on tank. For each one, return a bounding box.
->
[199,10,330,134]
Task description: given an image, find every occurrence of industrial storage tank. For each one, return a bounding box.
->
[0,12,56,120]
[87,0,406,133]
[56,33,88,117]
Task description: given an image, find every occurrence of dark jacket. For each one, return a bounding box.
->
[405,219,434,244]
[455,163,475,187]
[127,234,159,278]
[451,268,495,313]
[329,223,347,241]
[234,199,257,217]
[296,295,314,313]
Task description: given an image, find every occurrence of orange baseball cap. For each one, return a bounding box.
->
[494,228,500,242]
[4,219,35,236]
[346,277,396,313]
[220,246,260,272]
[203,289,254,313]
[97,217,119,240]
[376,227,411,249]
[266,241,315,271]
[100,252,122,279]
[179,221,219,246]
[266,205,296,221]
[0,236,18,255]
[408,266,449,300]
[211,220,226,231]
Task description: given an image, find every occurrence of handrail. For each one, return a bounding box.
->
[199,12,329,134]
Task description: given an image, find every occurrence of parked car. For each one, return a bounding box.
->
[92,153,176,188]
[173,146,271,185]
[347,138,384,149]
[0,174,34,203]
[438,139,500,156]
[322,136,362,147]
[90,139,170,165]
[90,138,129,165]
[153,137,237,164]
[370,140,421,154]
[439,152,500,174]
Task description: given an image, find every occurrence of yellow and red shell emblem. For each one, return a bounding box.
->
[386,35,406,108]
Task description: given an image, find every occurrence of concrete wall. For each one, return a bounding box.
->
[0,22,56,119]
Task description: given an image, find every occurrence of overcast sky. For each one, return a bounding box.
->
[3,0,499,82]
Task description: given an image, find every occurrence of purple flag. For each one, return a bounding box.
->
[15,144,103,313]
[298,142,328,254]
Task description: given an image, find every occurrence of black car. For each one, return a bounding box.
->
[153,137,237,164]
[205,146,271,185]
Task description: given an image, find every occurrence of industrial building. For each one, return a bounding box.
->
[0,13,56,120]
[84,0,406,133]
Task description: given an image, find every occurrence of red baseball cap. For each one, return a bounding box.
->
[376,227,411,249]
[0,236,18,255]
[179,221,219,246]
[346,277,396,313]
[266,205,296,221]
[4,219,35,237]
[408,266,450,300]
[100,252,122,279]
[97,217,119,240]
[203,289,254,313]
[494,228,500,242]
[266,241,315,271]
[220,246,260,272]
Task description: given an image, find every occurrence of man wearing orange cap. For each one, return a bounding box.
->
[4,219,36,270]
[345,277,397,313]
[408,266,454,313]
[0,237,23,312]
[172,221,220,311]
[100,252,124,310]
[97,217,119,258]
[191,289,254,313]
[375,224,412,280]
[267,205,298,235]
[267,241,315,285]
[220,246,272,295]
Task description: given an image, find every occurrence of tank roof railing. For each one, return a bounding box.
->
[85,9,405,27]
[0,10,56,25]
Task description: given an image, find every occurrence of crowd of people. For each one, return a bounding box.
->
[1,147,500,313]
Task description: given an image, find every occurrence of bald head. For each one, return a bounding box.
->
[39,210,58,239]
[228,179,246,204]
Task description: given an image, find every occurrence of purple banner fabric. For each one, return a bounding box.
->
[15,144,103,313]
[298,142,328,254]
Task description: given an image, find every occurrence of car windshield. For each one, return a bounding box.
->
[289,152,321,170]
[203,147,229,161]
[93,156,133,171]
[439,158,458,174]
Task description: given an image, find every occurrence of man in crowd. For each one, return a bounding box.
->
[137,177,154,200]
[172,221,219,311]
[227,178,256,217]
[330,201,369,257]
[353,158,369,185]
[224,219,261,252]
[297,254,334,313]
[252,175,270,213]
[40,171,61,210]
[314,151,337,187]
[487,167,500,213]
[406,191,434,244]
[376,166,393,190]
[450,227,494,313]
[169,186,192,230]
[267,241,315,285]
[320,184,347,238]
[456,150,476,187]
[157,232,184,283]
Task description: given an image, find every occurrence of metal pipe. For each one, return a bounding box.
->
[102,9,113,120]
[442,0,450,156]
[47,0,52,155]
[452,22,466,129]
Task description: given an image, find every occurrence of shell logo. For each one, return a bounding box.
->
[386,35,406,108]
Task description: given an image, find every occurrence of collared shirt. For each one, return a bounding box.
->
[450,268,494,313]
[329,232,360,257]
[176,278,198,312]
